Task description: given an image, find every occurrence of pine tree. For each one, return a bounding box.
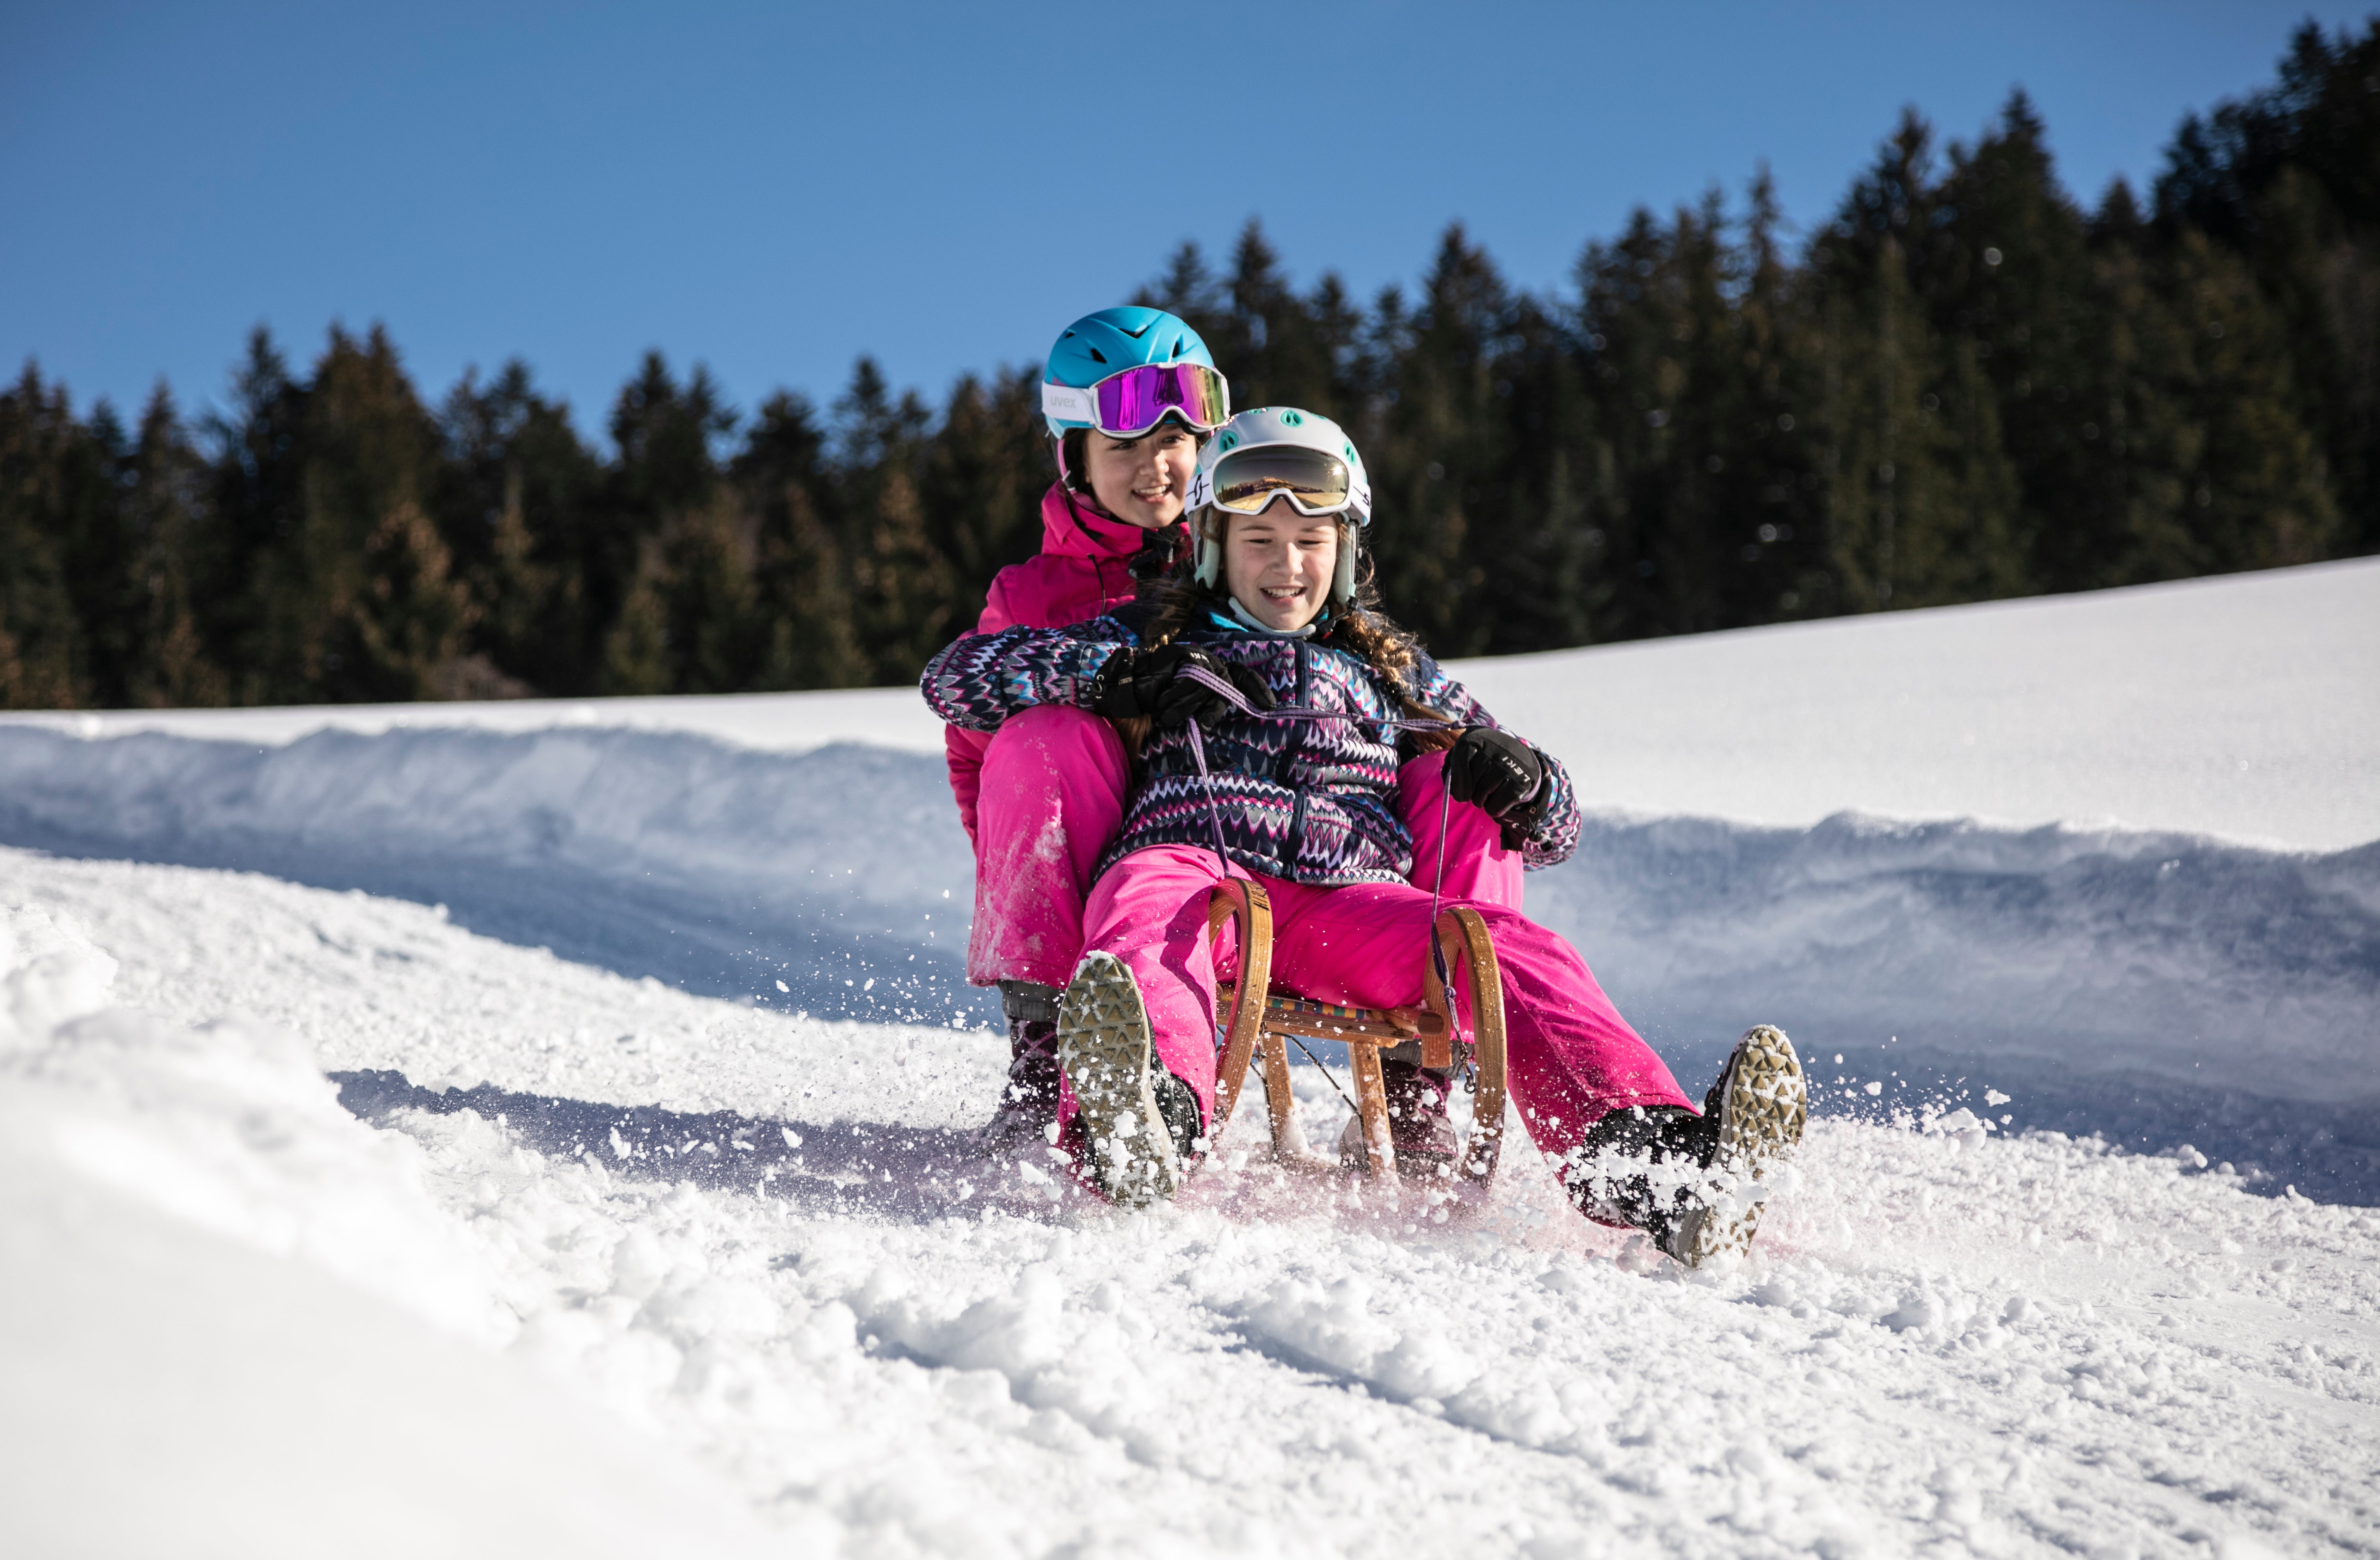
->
[649,483,769,695]
[436,361,603,696]
[1132,223,1367,454]
[204,329,307,702]
[1570,176,1828,640]
[351,499,477,697]
[195,324,474,702]
[1366,226,1513,654]
[55,397,143,706]
[921,368,1044,624]
[2156,20,2380,548]
[1214,221,1364,415]
[1803,114,2024,611]
[736,390,867,690]
[1918,92,2094,590]
[119,385,229,706]
[1725,170,1829,621]
[1478,292,1594,650]
[598,353,741,694]
[832,358,954,683]
[2160,227,2340,569]
[600,551,672,696]
[1578,187,1813,637]
[282,324,471,701]
[1137,241,1227,348]
[1571,212,1669,636]
[0,364,96,707]
[1626,196,1737,631]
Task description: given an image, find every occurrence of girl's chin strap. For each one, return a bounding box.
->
[1224,597,1318,638]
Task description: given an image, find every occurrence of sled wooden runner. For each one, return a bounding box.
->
[1207,879,1508,1186]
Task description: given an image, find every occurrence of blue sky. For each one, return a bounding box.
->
[4,1,2369,439]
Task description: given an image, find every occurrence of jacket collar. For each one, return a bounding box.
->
[1039,482,1150,561]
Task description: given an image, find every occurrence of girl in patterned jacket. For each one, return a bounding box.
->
[923,408,1808,1268]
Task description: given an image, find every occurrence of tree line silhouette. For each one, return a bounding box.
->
[2,21,2372,709]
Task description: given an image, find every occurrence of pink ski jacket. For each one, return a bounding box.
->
[944,481,1171,840]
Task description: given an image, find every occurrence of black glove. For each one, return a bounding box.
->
[1090,644,1278,730]
[1128,520,1189,582]
[1444,726,1546,837]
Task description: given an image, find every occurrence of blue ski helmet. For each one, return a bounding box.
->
[1042,306,1221,438]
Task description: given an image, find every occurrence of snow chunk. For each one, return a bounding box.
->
[0,904,117,1050]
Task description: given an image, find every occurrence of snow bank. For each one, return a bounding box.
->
[9,557,2373,850]
[0,723,982,1019]
[1533,809,2380,1101]
[0,903,785,1558]
[0,681,945,756]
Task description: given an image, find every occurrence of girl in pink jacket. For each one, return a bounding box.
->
[954,310,1515,1157]
[954,307,1226,1149]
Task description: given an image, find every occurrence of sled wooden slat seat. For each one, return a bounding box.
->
[1218,989,1448,1049]
[1206,878,1508,1187]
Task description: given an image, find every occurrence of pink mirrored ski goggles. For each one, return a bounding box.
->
[1042,362,1230,438]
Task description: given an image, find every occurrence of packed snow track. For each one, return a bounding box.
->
[4,858,2376,1557]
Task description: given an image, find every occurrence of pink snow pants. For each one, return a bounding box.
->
[966,708,1518,990]
[967,706,1132,989]
[1061,839,1693,1168]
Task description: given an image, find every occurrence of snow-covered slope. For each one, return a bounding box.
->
[1456,556,2380,853]
[3,860,2374,1558]
[1,562,2375,1554]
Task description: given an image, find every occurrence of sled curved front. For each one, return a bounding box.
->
[1426,906,1509,1186]
[1208,885,1506,1187]
[1206,877,1275,1139]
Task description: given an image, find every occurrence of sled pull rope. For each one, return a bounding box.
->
[1181,719,1235,868]
[1429,769,1454,992]
[1283,1031,1359,1117]
[1174,661,1467,992]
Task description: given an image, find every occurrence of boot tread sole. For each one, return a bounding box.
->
[1057,953,1180,1209]
[1678,1024,1807,1267]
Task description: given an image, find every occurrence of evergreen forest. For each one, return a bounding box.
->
[4,23,2375,710]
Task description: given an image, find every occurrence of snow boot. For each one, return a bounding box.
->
[1336,1058,1459,1178]
[976,981,1061,1156]
[1569,1025,1805,1268]
[1056,953,1201,1208]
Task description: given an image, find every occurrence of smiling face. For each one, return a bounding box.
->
[1219,498,1340,632]
[1079,420,1201,529]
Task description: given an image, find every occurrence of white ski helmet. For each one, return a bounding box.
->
[1187,407,1374,604]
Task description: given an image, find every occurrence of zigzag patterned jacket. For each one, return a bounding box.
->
[919,602,1581,887]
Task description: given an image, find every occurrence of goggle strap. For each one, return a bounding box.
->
[1041,383,1097,426]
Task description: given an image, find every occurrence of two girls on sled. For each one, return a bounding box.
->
[922,307,1804,1266]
